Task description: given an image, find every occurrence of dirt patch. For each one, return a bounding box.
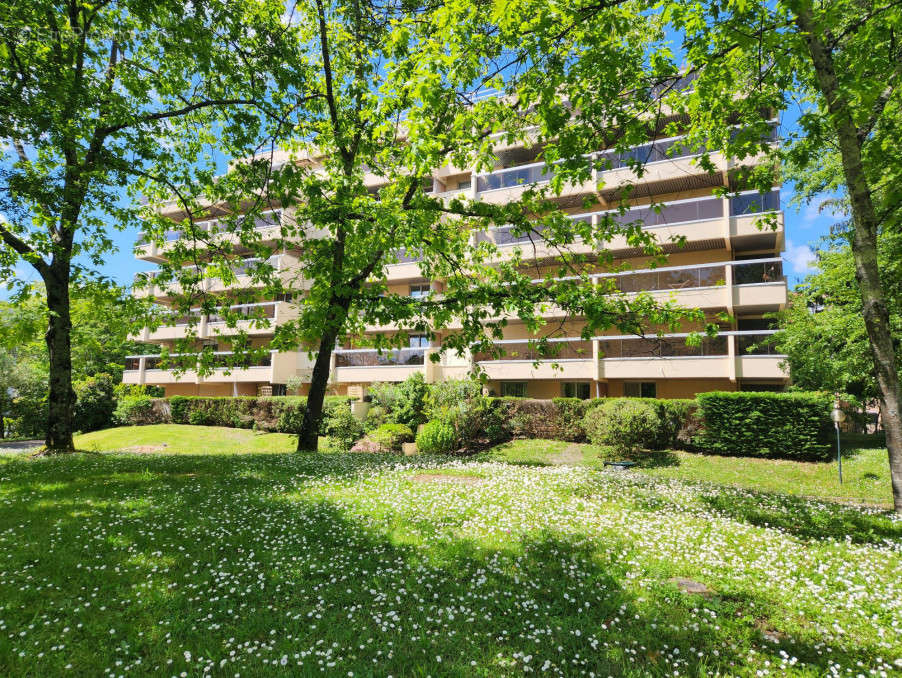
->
[411,473,485,485]
[668,577,713,596]
[546,444,584,466]
[122,444,169,454]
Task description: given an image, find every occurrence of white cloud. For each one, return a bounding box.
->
[783,239,817,276]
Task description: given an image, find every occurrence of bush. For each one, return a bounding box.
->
[369,423,414,451]
[114,383,164,399]
[393,373,428,428]
[113,395,159,425]
[74,373,117,432]
[427,378,504,448]
[415,420,457,454]
[324,403,365,452]
[368,383,400,413]
[274,399,306,434]
[363,404,388,431]
[694,391,833,459]
[583,399,663,455]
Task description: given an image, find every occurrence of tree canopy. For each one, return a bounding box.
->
[138,0,722,449]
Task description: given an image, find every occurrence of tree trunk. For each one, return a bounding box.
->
[797,8,902,511]
[297,330,339,452]
[43,270,76,453]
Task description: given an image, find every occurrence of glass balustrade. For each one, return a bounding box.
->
[729,190,780,216]
[737,333,781,356]
[334,348,426,367]
[473,340,593,362]
[732,260,784,284]
[207,303,277,324]
[136,352,272,370]
[124,357,143,371]
[609,265,727,293]
[597,335,728,359]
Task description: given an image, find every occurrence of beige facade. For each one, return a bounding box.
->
[126,129,789,400]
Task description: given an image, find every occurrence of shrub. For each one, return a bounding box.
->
[324,403,365,452]
[694,391,833,459]
[369,423,414,451]
[415,420,457,454]
[393,373,428,428]
[427,379,505,448]
[363,405,388,431]
[113,395,158,425]
[274,400,306,434]
[73,373,117,432]
[114,383,164,399]
[368,382,400,413]
[584,399,663,455]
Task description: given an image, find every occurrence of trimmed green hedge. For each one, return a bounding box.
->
[693,391,833,460]
[119,395,351,434]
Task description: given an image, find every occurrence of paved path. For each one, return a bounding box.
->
[0,440,42,455]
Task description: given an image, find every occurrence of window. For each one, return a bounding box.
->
[271,384,287,396]
[624,381,656,398]
[275,292,295,302]
[562,382,591,399]
[457,180,471,191]
[409,283,431,298]
[500,381,527,397]
[408,334,430,348]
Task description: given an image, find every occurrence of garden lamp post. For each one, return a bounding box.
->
[831,403,846,484]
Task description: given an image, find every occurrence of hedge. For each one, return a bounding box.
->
[117,396,351,434]
[693,391,833,460]
[486,397,696,446]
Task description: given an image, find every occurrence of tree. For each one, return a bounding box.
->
[0,0,291,452]
[668,0,902,510]
[0,283,147,437]
[771,234,902,401]
[140,0,715,450]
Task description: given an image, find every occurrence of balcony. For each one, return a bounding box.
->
[472,191,780,261]
[473,331,786,382]
[333,347,427,383]
[123,351,274,384]
[136,211,283,261]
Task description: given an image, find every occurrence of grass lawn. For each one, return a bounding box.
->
[0,427,899,676]
[481,434,895,507]
[75,424,323,455]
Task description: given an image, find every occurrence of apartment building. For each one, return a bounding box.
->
[124,122,789,400]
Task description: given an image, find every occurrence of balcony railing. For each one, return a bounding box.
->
[730,190,780,216]
[473,330,782,364]
[334,347,426,367]
[139,211,281,245]
[207,302,277,324]
[598,335,729,359]
[476,191,780,249]
[732,259,783,284]
[591,258,783,293]
[127,351,273,371]
[472,340,593,362]
[737,332,781,356]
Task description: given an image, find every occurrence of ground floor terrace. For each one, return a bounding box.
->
[124,333,788,399]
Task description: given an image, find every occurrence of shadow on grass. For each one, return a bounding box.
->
[700,488,901,545]
[0,451,892,676]
[633,450,681,469]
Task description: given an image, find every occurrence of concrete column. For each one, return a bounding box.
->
[469,168,478,200]
[725,261,735,320]
[138,357,147,385]
[723,196,733,255]
[728,333,738,383]
[328,351,337,384]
